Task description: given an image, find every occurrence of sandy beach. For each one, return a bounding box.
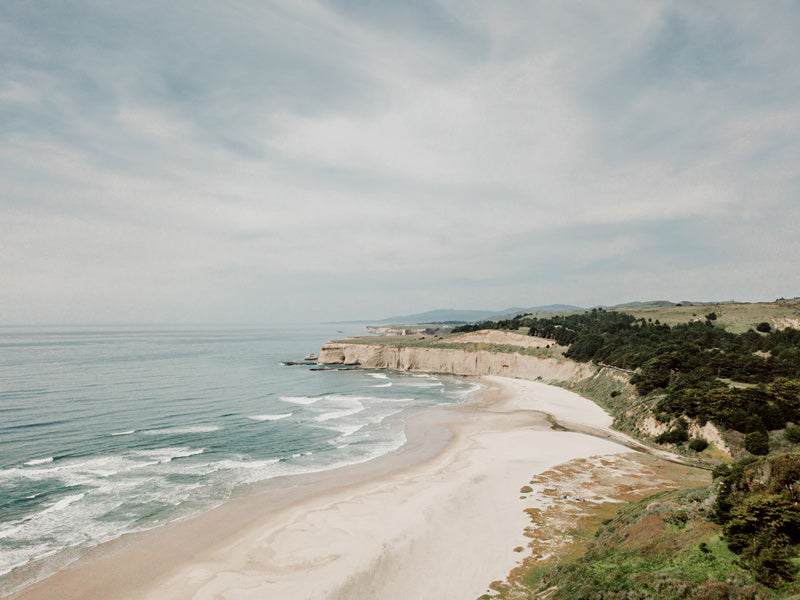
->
[11,377,637,600]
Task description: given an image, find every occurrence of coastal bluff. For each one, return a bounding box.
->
[318,341,595,383]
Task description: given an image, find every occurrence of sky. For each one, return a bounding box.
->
[1,1,799,324]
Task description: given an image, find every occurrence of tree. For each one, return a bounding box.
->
[744,431,770,455]
[785,425,800,444]
[756,322,772,333]
[706,312,718,321]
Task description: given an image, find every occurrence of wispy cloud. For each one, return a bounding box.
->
[1,1,798,323]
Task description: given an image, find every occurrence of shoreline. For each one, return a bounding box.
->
[5,404,458,600]
[10,377,638,600]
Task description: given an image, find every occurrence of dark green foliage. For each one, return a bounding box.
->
[655,428,689,444]
[712,463,732,479]
[756,322,772,333]
[744,431,770,455]
[465,308,800,435]
[689,438,709,452]
[655,419,690,444]
[706,312,718,321]
[714,454,800,587]
[785,424,800,443]
[564,333,605,362]
[450,313,532,334]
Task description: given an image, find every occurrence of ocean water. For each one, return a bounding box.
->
[0,324,479,595]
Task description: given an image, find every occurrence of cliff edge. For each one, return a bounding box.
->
[318,342,595,384]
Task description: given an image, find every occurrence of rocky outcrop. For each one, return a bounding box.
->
[637,415,731,458]
[318,342,595,384]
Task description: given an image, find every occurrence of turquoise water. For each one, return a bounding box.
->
[0,325,479,593]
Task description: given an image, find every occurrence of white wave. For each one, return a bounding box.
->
[1,457,126,483]
[40,493,86,517]
[130,447,205,463]
[0,524,24,541]
[412,373,433,378]
[24,457,54,466]
[338,423,366,437]
[313,398,365,422]
[448,382,483,399]
[371,382,392,388]
[248,413,292,421]
[369,373,389,379]
[141,425,220,435]
[315,407,365,422]
[398,381,443,388]
[111,430,136,436]
[2,449,208,486]
[279,396,320,405]
[372,396,415,403]
[323,394,376,403]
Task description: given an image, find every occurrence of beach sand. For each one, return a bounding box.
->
[10,377,637,600]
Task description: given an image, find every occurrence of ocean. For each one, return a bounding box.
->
[0,324,479,596]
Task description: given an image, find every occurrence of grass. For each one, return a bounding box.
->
[617,299,800,334]
[530,488,770,599]
[480,455,715,600]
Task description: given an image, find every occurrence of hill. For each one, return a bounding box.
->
[613,298,800,334]
[376,304,583,325]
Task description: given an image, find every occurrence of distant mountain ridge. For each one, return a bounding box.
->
[376,305,584,325]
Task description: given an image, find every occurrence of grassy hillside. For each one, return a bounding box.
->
[616,299,800,334]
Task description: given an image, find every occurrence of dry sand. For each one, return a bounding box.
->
[11,377,633,600]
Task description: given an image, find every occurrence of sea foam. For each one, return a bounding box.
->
[248,413,292,421]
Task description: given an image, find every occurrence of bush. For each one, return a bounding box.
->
[688,438,709,452]
[655,428,690,445]
[744,431,770,455]
[756,322,772,333]
[712,463,732,479]
[706,312,718,321]
[786,424,800,443]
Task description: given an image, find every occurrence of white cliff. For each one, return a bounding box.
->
[318,342,595,384]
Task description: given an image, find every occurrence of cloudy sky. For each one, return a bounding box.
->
[2,1,799,324]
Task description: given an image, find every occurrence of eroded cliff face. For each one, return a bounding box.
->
[318,343,595,384]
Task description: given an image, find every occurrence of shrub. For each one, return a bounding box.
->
[712,463,731,479]
[756,322,772,333]
[655,428,690,445]
[744,431,770,455]
[706,312,718,321]
[786,424,800,444]
[688,438,709,452]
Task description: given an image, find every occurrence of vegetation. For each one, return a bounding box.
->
[538,490,764,600]
[357,300,800,597]
[713,454,800,588]
[447,303,800,597]
[455,307,800,445]
[617,299,800,334]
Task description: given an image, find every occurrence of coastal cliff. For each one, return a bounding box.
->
[318,342,595,384]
